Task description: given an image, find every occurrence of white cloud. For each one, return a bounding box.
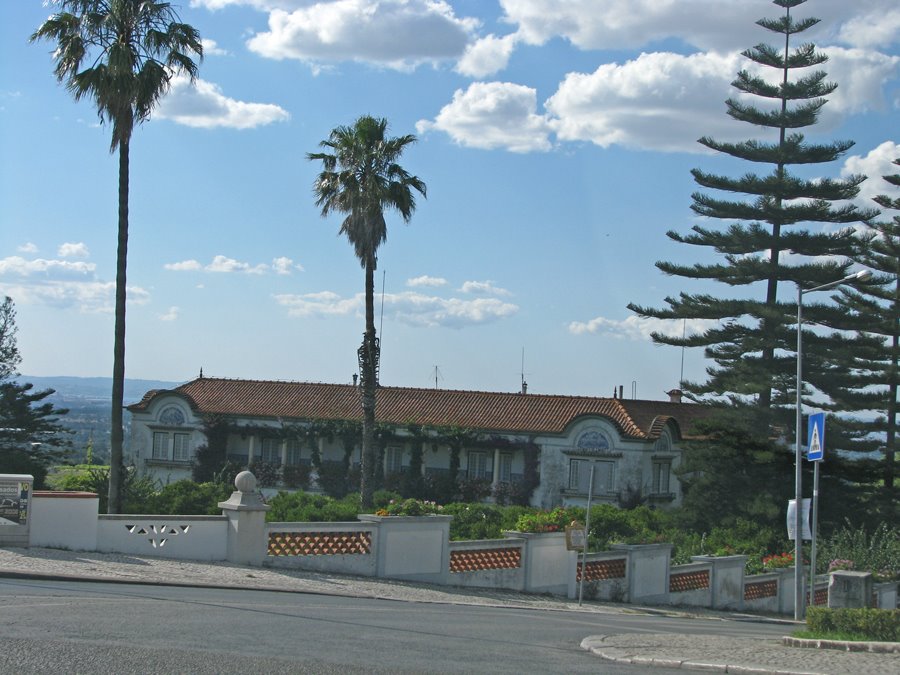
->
[500,0,899,53]
[835,6,900,49]
[246,0,477,70]
[0,254,150,313]
[407,275,447,287]
[821,48,900,118]
[841,141,900,206]
[207,255,268,274]
[17,243,38,254]
[156,75,290,129]
[159,306,180,321]
[272,256,303,275]
[58,242,90,258]
[460,280,511,296]
[568,314,715,341]
[0,256,96,280]
[456,34,517,78]
[164,260,203,271]
[165,255,277,274]
[275,288,519,328]
[201,38,229,56]
[417,81,552,153]
[545,51,744,153]
[275,290,361,317]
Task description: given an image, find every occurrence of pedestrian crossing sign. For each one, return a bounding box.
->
[807,412,825,462]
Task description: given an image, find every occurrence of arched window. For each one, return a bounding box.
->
[159,406,186,426]
[577,430,610,451]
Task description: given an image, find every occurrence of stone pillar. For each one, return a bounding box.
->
[280,440,287,467]
[828,570,874,608]
[691,554,747,610]
[357,514,452,584]
[504,530,573,595]
[612,543,673,605]
[218,471,270,566]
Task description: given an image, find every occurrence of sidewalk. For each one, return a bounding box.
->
[1,546,897,674]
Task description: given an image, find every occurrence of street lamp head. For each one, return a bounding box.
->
[854,269,872,282]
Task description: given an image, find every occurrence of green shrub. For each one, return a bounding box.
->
[45,465,158,514]
[266,491,334,522]
[514,507,574,533]
[145,480,231,515]
[372,489,401,509]
[805,607,900,642]
[442,503,503,540]
[817,521,899,581]
[377,498,442,516]
[282,464,311,489]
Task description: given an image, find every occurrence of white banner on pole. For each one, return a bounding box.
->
[787,498,812,541]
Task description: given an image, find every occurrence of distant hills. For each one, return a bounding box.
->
[19,375,183,405]
[16,376,183,463]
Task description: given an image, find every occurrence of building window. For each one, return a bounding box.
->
[173,433,191,462]
[261,438,282,465]
[568,458,615,494]
[152,432,168,460]
[577,431,610,451]
[468,451,489,480]
[151,431,191,462]
[498,453,513,483]
[159,406,186,426]
[286,439,302,466]
[652,461,671,494]
[385,447,403,474]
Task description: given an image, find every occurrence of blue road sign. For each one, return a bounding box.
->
[807,412,825,462]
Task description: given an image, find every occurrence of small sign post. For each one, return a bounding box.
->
[806,412,825,607]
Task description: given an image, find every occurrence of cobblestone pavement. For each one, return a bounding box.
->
[582,633,899,675]
[2,547,898,674]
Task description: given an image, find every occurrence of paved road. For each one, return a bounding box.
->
[1,578,717,673]
[1,547,897,674]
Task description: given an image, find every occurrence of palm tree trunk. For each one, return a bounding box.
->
[360,256,377,508]
[108,138,129,514]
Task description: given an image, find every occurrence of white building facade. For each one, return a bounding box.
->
[128,377,706,509]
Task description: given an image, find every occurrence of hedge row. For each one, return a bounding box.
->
[806,607,900,642]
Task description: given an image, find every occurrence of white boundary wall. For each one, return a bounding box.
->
[97,515,228,561]
[13,486,897,614]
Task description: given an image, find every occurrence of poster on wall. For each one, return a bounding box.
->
[0,480,29,526]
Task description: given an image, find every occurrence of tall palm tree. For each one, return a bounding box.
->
[32,1,202,513]
[308,116,426,508]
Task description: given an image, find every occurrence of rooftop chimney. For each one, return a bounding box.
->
[352,373,358,386]
[521,380,528,395]
[666,389,683,403]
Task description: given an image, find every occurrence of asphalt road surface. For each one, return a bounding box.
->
[0,578,789,674]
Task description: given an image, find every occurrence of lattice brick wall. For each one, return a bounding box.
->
[576,558,627,582]
[669,569,710,593]
[268,531,371,556]
[744,580,777,601]
[449,547,521,573]
[814,587,828,606]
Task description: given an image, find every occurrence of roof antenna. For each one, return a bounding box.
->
[520,347,528,395]
[432,365,443,389]
[679,318,686,386]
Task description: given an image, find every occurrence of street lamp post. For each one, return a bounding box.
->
[794,269,871,620]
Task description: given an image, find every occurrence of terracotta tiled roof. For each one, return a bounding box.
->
[128,377,709,440]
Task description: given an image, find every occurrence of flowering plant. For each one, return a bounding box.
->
[827,559,855,573]
[762,552,795,570]
[375,498,443,517]
[513,507,573,533]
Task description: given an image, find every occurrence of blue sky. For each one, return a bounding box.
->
[1,0,898,399]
